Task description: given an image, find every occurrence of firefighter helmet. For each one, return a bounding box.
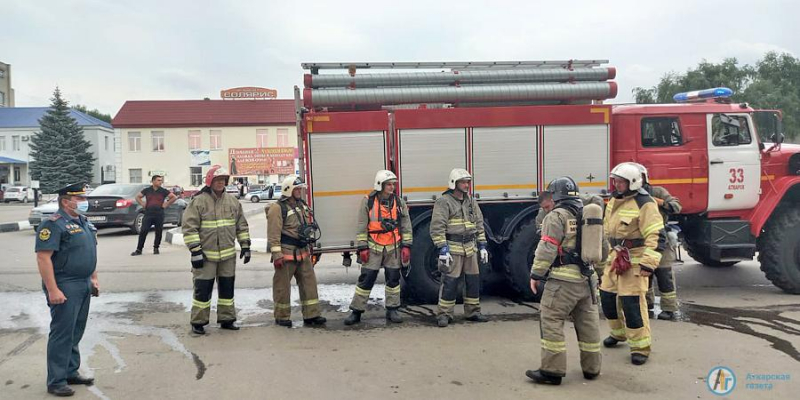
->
[631,162,649,185]
[281,175,307,197]
[610,162,644,191]
[448,168,472,190]
[546,176,580,201]
[374,170,398,191]
[204,165,230,187]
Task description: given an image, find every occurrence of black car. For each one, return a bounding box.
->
[85,184,187,234]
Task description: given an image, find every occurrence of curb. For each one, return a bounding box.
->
[0,220,33,233]
[166,206,268,251]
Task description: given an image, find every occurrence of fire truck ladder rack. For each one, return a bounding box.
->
[301,60,609,74]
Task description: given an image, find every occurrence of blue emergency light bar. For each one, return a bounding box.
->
[673,87,733,102]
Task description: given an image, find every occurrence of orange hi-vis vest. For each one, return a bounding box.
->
[367,195,401,246]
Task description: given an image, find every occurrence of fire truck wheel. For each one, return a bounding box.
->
[758,206,800,294]
[684,243,739,268]
[404,220,446,304]
[503,218,542,302]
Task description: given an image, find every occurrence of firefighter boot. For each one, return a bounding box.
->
[304,316,327,326]
[603,336,624,348]
[658,311,677,321]
[220,321,240,330]
[525,370,562,385]
[437,314,451,327]
[466,313,489,323]
[344,310,362,326]
[275,319,293,328]
[386,308,403,324]
[191,325,206,335]
[584,371,600,380]
[631,353,648,365]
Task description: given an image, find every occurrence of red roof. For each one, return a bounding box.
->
[112,99,296,128]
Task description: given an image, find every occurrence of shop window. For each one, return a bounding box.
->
[128,132,141,152]
[277,128,289,147]
[210,130,222,150]
[257,129,268,148]
[152,131,165,152]
[130,168,142,183]
[641,117,682,147]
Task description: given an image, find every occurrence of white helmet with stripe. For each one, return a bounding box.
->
[374,170,398,191]
[448,168,472,190]
[610,162,644,191]
[281,175,307,197]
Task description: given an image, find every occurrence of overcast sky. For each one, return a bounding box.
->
[2,0,797,116]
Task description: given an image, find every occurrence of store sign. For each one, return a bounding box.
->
[229,148,295,175]
[190,150,211,166]
[220,87,278,99]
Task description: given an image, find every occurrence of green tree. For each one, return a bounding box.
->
[72,104,112,123]
[632,52,800,139]
[29,87,95,193]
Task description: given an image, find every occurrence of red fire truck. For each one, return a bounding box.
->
[293,60,797,302]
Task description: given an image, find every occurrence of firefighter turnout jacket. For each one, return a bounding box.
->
[183,189,251,260]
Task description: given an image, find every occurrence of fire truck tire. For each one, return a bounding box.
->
[684,243,739,268]
[758,206,800,294]
[403,220,446,304]
[503,218,541,302]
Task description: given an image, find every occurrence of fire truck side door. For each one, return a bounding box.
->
[706,113,761,211]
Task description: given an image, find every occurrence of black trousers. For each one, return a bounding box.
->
[136,212,165,250]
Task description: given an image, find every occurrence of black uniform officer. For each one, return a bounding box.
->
[35,183,99,397]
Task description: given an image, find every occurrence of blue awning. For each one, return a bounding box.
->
[0,156,26,164]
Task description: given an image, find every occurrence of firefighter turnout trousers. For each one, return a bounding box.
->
[600,272,652,356]
[191,258,237,326]
[437,253,481,318]
[350,248,402,312]
[273,257,321,321]
[646,247,678,312]
[539,278,602,377]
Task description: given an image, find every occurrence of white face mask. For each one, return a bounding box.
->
[76,200,89,214]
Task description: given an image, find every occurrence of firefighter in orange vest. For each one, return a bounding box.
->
[267,176,326,328]
[600,162,666,365]
[344,170,412,325]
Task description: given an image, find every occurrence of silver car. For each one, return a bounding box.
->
[28,199,59,228]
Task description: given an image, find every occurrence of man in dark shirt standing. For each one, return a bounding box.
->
[131,175,176,256]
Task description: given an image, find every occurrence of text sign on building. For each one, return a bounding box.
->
[229,148,295,175]
[220,87,278,100]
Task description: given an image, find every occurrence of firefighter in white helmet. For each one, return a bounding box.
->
[344,170,412,325]
[182,165,251,335]
[267,175,326,327]
[430,168,489,327]
[631,163,682,321]
[599,162,666,365]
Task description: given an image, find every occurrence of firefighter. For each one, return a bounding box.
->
[431,168,489,327]
[526,177,602,385]
[536,193,604,234]
[267,175,326,328]
[600,162,666,365]
[635,164,682,321]
[344,170,412,325]
[182,165,251,335]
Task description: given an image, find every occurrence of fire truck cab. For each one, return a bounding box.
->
[296,61,800,301]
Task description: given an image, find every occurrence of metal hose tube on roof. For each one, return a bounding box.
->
[304,67,616,89]
[304,82,617,108]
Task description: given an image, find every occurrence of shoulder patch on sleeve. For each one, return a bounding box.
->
[38,228,52,241]
[635,193,655,208]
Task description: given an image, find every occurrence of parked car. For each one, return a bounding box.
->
[3,186,31,203]
[226,185,241,199]
[84,184,187,234]
[28,198,59,228]
[247,190,270,203]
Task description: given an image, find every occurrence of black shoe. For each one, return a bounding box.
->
[603,336,624,348]
[344,311,362,326]
[466,313,489,323]
[275,319,293,328]
[191,325,206,335]
[583,371,600,380]
[47,385,75,397]
[153,248,160,255]
[657,311,676,321]
[631,354,649,365]
[437,315,450,327]
[648,310,655,318]
[66,375,94,385]
[304,316,327,326]
[130,250,142,256]
[525,370,562,385]
[386,309,403,324]
[220,321,240,330]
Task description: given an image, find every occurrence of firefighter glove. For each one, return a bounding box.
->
[478,243,489,264]
[359,249,370,264]
[273,257,284,269]
[240,248,251,264]
[190,248,204,269]
[438,245,453,268]
[401,246,411,265]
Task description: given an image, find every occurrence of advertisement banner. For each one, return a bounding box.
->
[228,147,295,175]
[190,150,211,166]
